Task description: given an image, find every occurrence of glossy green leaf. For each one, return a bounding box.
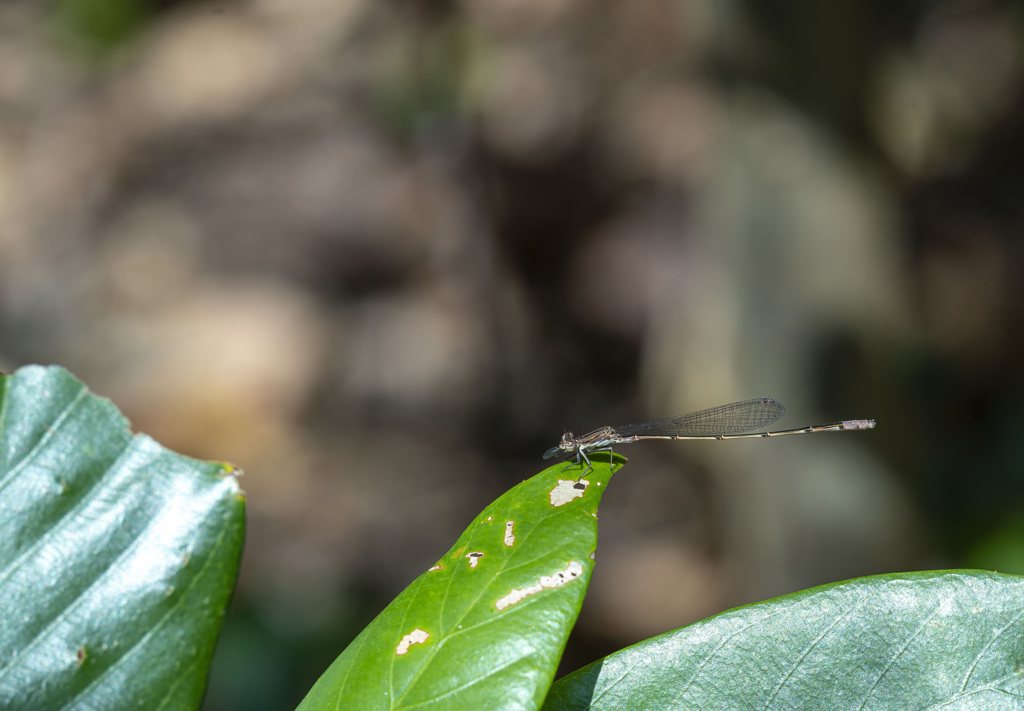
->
[298,454,625,711]
[0,365,245,709]
[543,570,1024,710]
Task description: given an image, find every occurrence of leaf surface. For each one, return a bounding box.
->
[0,365,245,710]
[543,571,1024,711]
[298,455,624,711]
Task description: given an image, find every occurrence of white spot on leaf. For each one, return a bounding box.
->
[504,521,516,547]
[428,564,444,572]
[396,628,429,655]
[550,479,589,506]
[495,561,584,611]
[466,552,484,568]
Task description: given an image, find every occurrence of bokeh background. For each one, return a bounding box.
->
[2,0,1024,707]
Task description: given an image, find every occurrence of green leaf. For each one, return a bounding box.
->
[298,454,625,711]
[543,570,1024,710]
[0,365,245,710]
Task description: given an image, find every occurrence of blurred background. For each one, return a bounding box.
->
[2,0,1023,707]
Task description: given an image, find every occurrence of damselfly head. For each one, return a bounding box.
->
[543,432,575,459]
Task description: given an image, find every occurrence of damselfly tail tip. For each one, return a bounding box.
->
[842,419,875,430]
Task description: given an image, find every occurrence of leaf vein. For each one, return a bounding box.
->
[762,591,870,710]
[393,652,529,710]
[960,607,1024,692]
[59,494,237,709]
[0,383,89,493]
[670,607,790,706]
[857,602,941,710]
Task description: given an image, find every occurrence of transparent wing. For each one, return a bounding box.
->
[611,399,786,438]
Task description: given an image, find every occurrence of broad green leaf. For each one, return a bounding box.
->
[0,365,245,710]
[543,570,1024,711]
[298,454,625,711]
